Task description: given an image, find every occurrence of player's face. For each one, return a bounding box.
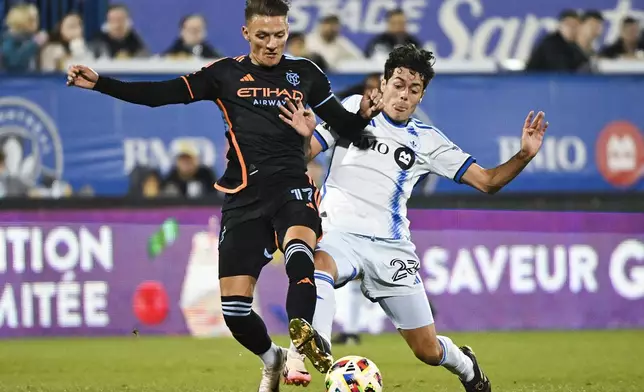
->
[243,15,288,67]
[381,67,425,122]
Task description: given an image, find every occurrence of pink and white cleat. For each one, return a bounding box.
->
[283,349,312,387]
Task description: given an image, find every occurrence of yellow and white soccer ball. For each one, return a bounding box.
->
[325,355,383,392]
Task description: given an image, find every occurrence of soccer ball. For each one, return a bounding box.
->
[325,355,383,392]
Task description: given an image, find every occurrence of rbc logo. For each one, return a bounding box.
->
[595,121,644,188]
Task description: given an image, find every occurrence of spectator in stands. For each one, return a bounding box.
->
[525,9,587,72]
[164,14,221,59]
[575,10,605,59]
[364,8,421,58]
[162,143,216,199]
[306,15,363,70]
[285,32,328,71]
[600,17,643,59]
[92,4,147,59]
[336,72,382,100]
[1,3,48,72]
[0,150,30,197]
[40,13,93,71]
[128,166,164,198]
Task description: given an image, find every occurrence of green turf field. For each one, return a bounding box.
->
[1,330,642,392]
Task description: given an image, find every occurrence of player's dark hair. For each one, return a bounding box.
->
[581,10,604,22]
[384,44,436,89]
[245,0,290,21]
[0,150,5,164]
[386,8,405,20]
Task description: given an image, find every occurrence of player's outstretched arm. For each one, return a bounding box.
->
[313,89,383,145]
[306,135,325,161]
[306,61,382,144]
[462,111,548,194]
[66,65,212,107]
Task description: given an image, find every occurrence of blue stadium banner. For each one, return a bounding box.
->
[120,0,644,61]
[0,74,643,195]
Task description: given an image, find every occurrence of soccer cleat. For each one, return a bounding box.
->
[331,333,361,346]
[283,349,312,387]
[257,347,287,392]
[289,318,334,373]
[459,346,492,392]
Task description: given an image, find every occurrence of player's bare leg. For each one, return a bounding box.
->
[399,324,491,392]
[289,250,336,374]
[220,276,286,391]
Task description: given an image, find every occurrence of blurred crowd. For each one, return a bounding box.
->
[526,9,644,72]
[0,3,221,72]
[0,3,428,73]
[2,3,642,74]
[0,136,228,200]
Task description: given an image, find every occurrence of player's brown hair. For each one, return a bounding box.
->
[244,0,290,21]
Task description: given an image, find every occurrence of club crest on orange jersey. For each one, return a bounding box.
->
[286,71,300,87]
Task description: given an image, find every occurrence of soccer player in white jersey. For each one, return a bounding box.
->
[278,44,547,391]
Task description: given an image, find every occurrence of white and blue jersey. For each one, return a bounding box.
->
[314,94,475,240]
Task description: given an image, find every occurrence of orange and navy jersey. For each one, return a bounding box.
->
[180,55,334,195]
[93,53,370,210]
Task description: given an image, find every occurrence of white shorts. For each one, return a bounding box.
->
[316,230,434,330]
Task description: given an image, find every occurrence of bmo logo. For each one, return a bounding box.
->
[499,136,587,172]
[596,121,644,188]
[365,139,416,170]
[366,139,390,155]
